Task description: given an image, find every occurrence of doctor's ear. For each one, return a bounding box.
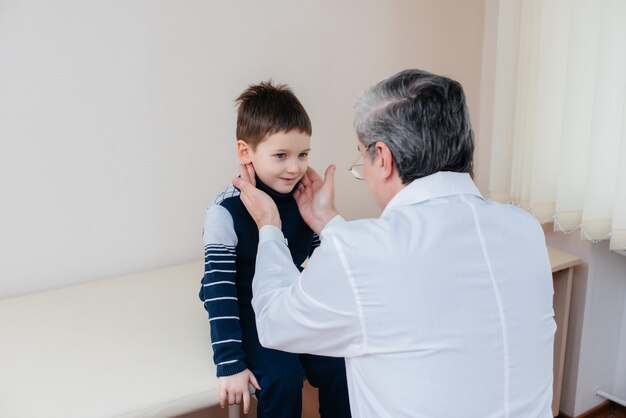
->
[236,140,252,164]
[376,142,396,180]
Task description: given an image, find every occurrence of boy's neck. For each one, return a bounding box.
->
[255,175,296,200]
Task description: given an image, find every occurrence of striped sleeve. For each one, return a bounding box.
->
[200,204,247,377]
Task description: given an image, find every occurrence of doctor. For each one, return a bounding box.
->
[232,69,555,418]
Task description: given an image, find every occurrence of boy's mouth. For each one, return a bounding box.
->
[280,177,298,183]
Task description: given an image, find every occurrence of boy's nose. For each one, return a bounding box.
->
[286,160,299,173]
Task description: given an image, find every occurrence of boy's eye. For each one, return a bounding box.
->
[274,153,286,159]
[299,152,309,158]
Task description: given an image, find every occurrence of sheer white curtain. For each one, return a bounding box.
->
[488,0,626,251]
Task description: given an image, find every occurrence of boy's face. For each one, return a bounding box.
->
[237,130,311,194]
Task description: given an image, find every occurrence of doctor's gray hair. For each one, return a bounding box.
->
[354,69,474,183]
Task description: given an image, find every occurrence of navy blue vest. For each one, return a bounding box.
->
[218,177,314,305]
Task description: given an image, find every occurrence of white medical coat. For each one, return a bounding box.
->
[252,171,555,418]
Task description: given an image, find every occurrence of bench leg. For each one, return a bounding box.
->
[228,404,240,418]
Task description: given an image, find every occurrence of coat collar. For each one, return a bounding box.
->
[382,172,483,217]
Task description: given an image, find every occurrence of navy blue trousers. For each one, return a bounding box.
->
[240,306,351,418]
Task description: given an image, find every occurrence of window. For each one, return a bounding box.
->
[487,0,626,252]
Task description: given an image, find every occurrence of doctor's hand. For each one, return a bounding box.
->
[218,369,261,414]
[232,163,281,230]
[294,165,339,235]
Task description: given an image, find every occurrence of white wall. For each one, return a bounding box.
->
[543,232,626,415]
[574,242,626,414]
[480,1,626,415]
[0,0,486,299]
[615,298,626,397]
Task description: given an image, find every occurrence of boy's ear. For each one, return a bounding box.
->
[236,140,252,164]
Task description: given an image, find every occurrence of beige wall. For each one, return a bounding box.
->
[0,0,486,298]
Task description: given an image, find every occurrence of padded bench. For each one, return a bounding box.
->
[0,261,243,417]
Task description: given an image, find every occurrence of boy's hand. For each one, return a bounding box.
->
[294,165,339,234]
[232,163,282,229]
[218,369,262,414]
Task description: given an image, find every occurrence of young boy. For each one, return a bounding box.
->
[200,81,351,417]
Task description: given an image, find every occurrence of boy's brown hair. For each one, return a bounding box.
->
[235,81,312,150]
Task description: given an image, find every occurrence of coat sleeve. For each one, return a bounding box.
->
[252,224,364,357]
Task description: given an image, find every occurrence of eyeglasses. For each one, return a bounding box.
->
[348,143,375,180]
